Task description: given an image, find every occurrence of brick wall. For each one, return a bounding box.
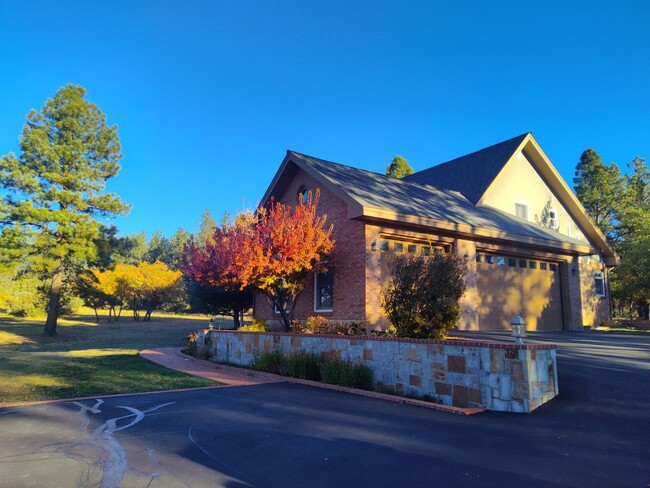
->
[202,330,559,413]
[255,170,366,325]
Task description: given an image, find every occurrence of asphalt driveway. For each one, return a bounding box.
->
[0,332,648,487]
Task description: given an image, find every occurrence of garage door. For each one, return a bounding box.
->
[476,254,563,331]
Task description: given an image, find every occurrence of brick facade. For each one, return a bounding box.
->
[255,170,366,327]
[255,167,612,331]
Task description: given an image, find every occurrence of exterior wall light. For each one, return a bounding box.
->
[511,314,527,344]
[371,240,377,252]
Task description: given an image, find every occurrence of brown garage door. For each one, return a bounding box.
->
[476,254,563,331]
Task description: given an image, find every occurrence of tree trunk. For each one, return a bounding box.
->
[93,306,99,322]
[232,307,241,328]
[43,269,63,336]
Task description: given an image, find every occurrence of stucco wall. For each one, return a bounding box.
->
[481,151,587,242]
[202,330,559,413]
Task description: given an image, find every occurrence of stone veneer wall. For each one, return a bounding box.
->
[201,330,558,413]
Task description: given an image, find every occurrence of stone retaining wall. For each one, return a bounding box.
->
[200,330,558,413]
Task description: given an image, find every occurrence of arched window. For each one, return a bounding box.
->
[297,186,309,204]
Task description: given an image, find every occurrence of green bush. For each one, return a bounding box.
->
[285,351,321,380]
[320,360,373,390]
[239,318,268,332]
[292,316,367,336]
[251,348,286,374]
[381,252,466,339]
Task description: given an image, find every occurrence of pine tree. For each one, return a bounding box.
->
[385,155,414,179]
[573,149,624,243]
[0,85,130,335]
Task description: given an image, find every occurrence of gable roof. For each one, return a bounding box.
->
[262,150,600,257]
[404,133,529,204]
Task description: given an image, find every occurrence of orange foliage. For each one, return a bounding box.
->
[184,190,335,330]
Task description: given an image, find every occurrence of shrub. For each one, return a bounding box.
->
[381,252,466,339]
[239,318,268,332]
[285,351,321,381]
[251,348,286,374]
[183,331,199,357]
[294,316,367,336]
[320,360,373,390]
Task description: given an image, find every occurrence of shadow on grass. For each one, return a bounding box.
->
[0,351,216,404]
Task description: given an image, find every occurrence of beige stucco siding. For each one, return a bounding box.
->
[480,151,587,243]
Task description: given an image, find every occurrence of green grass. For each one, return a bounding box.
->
[0,308,221,404]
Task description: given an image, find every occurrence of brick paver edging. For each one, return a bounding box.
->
[206,329,556,350]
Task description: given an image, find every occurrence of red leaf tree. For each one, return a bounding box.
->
[184,190,335,331]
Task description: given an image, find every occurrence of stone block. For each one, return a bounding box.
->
[490,349,506,372]
[452,385,469,407]
[447,355,466,373]
[409,375,422,387]
[468,388,482,406]
[487,373,499,389]
[510,399,525,413]
[466,352,481,371]
[513,382,528,399]
[435,381,452,396]
[491,398,509,412]
[510,360,524,382]
[405,348,419,362]
[536,357,549,382]
[363,348,373,360]
[499,374,512,401]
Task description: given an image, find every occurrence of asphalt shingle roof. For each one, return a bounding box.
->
[403,133,529,204]
[287,148,588,248]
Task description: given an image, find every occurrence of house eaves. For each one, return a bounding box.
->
[479,134,619,266]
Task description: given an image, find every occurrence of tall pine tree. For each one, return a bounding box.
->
[573,149,624,243]
[0,85,130,335]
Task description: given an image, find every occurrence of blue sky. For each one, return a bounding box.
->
[1,1,648,238]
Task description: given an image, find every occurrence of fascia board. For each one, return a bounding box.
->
[360,206,597,255]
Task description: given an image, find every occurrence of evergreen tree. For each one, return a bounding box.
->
[0,85,130,335]
[573,149,624,242]
[385,155,414,179]
[168,228,190,270]
[196,209,217,245]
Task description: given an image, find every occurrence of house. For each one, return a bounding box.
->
[255,133,618,331]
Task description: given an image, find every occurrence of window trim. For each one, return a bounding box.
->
[314,269,334,312]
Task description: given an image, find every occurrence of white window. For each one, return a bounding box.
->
[549,209,558,230]
[314,269,333,311]
[514,202,529,220]
[594,272,605,297]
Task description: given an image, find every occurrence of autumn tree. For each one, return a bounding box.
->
[0,85,130,335]
[185,191,334,331]
[93,261,183,321]
[386,155,414,178]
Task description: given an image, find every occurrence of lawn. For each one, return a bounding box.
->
[0,308,221,405]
